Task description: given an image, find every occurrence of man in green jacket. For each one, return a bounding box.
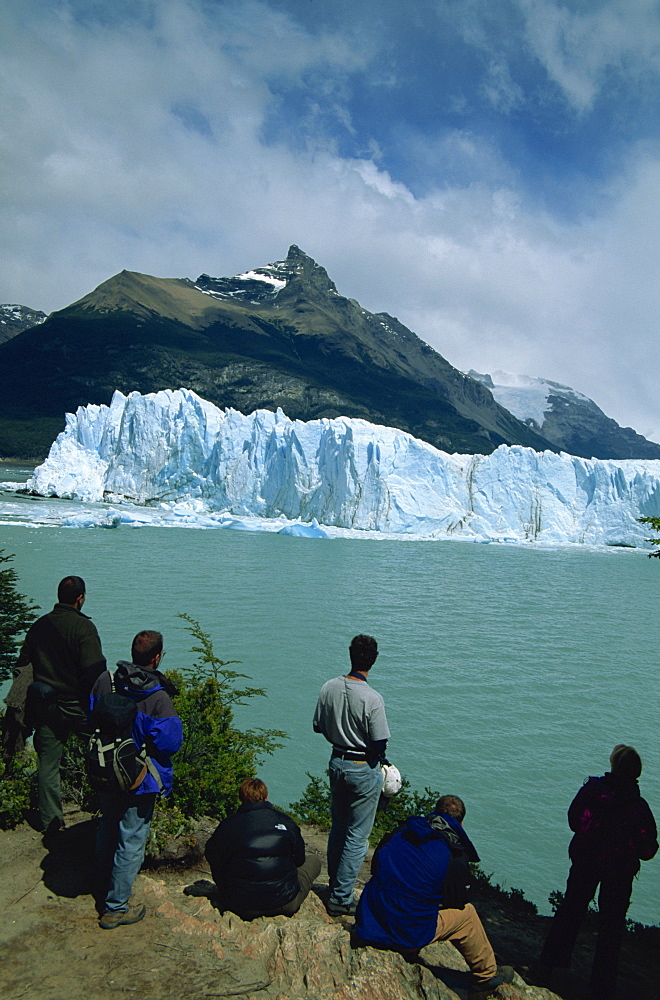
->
[17,575,106,837]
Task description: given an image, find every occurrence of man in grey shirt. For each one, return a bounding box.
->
[313,634,390,916]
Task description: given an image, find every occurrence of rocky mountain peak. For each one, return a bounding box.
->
[195,245,337,303]
[0,304,47,344]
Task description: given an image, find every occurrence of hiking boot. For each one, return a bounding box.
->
[183,879,216,897]
[99,904,146,929]
[326,898,357,917]
[468,965,515,998]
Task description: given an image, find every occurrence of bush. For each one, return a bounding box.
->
[147,799,195,855]
[639,516,660,558]
[0,550,39,683]
[0,742,37,828]
[166,615,287,820]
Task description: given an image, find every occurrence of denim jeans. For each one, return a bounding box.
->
[96,792,157,913]
[327,756,383,907]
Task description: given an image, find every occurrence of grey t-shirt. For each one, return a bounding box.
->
[313,675,390,751]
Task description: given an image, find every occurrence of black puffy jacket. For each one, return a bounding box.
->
[205,801,305,914]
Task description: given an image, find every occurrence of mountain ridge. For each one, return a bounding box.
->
[469,370,660,461]
[1,245,654,461]
[0,246,551,458]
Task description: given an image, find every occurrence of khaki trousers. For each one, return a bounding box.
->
[432,903,497,983]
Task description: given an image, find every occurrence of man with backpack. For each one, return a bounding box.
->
[354,795,514,999]
[89,630,182,928]
[16,575,106,839]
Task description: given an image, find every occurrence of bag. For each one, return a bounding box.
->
[85,688,162,794]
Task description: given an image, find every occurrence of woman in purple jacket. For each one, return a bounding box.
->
[537,745,657,1000]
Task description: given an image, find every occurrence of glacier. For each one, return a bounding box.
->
[27,388,660,548]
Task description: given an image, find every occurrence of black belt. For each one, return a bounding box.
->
[332,749,368,761]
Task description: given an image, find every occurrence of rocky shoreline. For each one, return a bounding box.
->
[1,806,657,1000]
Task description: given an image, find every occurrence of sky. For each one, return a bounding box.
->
[1,0,659,441]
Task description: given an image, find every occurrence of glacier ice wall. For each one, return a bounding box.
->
[28,388,660,546]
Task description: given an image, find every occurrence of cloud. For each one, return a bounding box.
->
[518,0,660,114]
[0,0,658,442]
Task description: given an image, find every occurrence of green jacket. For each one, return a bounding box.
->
[18,603,106,701]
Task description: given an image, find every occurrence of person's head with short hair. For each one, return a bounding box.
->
[349,634,378,672]
[131,630,163,667]
[58,575,86,606]
[435,795,466,822]
[239,777,268,803]
[610,744,642,780]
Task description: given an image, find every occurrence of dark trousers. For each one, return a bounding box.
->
[32,699,89,831]
[540,861,634,999]
[219,854,322,920]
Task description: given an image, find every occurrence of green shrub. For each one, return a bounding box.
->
[288,772,333,829]
[147,799,195,855]
[0,550,39,682]
[0,743,37,828]
[166,615,287,820]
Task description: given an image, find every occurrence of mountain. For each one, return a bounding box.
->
[0,246,551,458]
[468,370,660,461]
[0,304,47,344]
[28,388,660,548]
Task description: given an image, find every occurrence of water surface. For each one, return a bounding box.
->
[2,472,658,924]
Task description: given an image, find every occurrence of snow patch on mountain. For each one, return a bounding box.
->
[28,389,660,548]
[236,270,286,291]
[468,370,589,431]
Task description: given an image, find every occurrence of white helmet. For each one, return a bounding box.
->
[381,763,402,797]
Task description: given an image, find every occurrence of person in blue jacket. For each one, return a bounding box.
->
[90,630,183,928]
[355,795,513,997]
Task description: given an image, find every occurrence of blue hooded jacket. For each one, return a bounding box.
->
[89,662,183,796]
[355,812,479,949]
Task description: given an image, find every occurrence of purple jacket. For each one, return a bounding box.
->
[567,772,658,874]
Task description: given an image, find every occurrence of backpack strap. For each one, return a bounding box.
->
[111,671,164,794]
[145,757,164,793]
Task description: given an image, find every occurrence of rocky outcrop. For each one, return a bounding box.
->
[142,875,556,1000]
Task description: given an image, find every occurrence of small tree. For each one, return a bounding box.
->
[164,614,287,820]
[0,551,39,682]
[638,516,660,558]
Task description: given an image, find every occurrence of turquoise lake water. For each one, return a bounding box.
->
[2,469,659,925]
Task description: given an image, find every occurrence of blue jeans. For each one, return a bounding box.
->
[327,756,383,906]
[96,792,157,913]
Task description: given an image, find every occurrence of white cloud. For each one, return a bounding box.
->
[0,0,658,443]
[517,0,660,113]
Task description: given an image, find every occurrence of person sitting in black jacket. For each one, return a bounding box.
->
[204,777,321,919]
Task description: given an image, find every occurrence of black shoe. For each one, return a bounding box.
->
[326,898,357,917]
[469,965,515,997]
[41,817,65,847]
[183,879,216,897]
